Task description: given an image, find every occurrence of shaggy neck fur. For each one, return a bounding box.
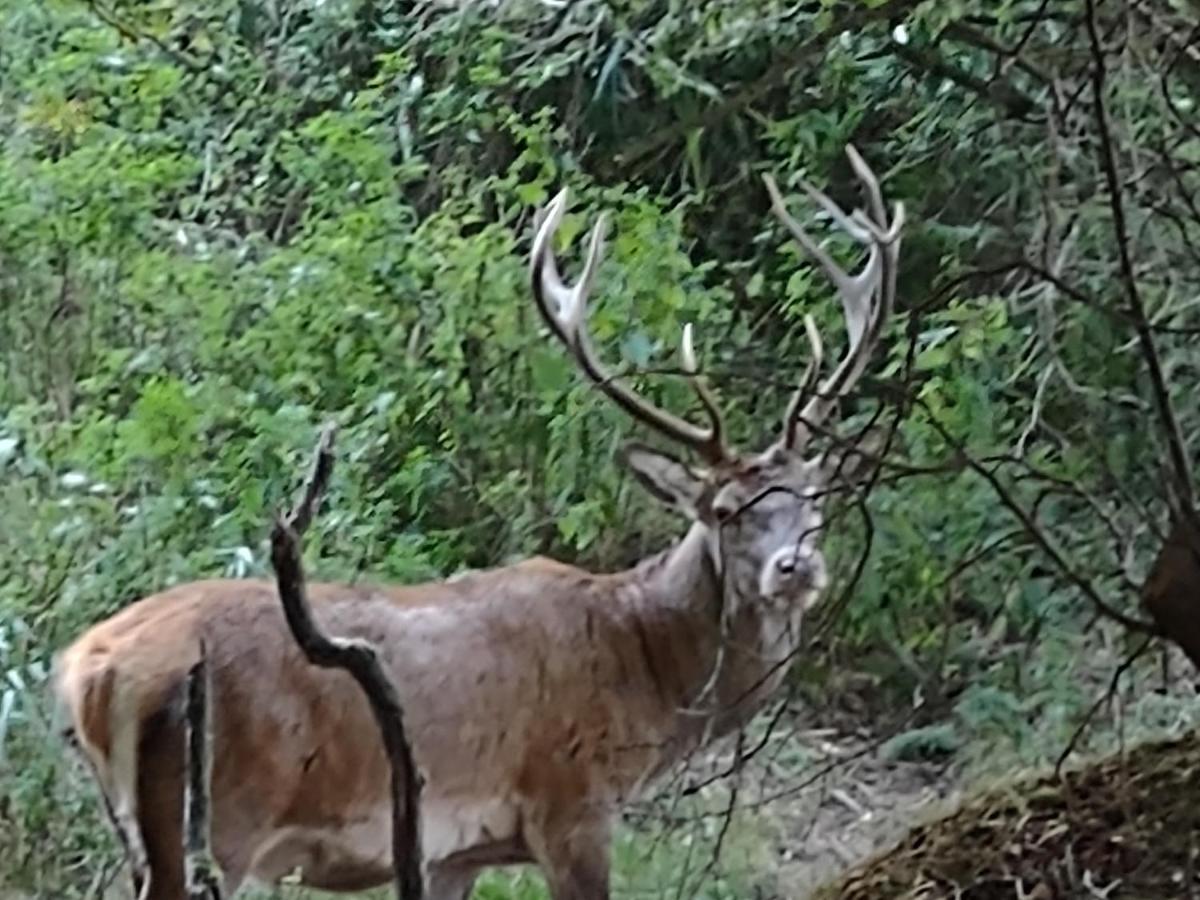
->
[616,523,807,781]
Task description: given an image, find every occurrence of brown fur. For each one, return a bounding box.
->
[54,538,789,900]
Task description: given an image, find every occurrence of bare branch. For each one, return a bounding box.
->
[893,40,1040,119]
[1084,0,1196,518]
[906,392,1162,637]
[942,19,1055,85]
[269,424,424,900]
[285,426,337,537]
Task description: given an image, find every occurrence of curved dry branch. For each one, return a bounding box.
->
[269,424,424,900]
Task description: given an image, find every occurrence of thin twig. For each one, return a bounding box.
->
[906,393,1160,636]
[184,645,222,900]
[892,41,1039,119]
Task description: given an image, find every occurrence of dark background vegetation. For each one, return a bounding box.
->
[2,0,1198,897]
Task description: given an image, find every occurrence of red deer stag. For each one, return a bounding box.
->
[53,145,904,900]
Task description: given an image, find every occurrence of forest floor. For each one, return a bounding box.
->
[742,644,1200,900]
[807,727,1200,899]
[766,724,963,898]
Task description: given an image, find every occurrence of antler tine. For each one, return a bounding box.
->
[780,314,824,449]
[845,144,888,234]
[679,323,727,456]
[764,144,904,450]
[529,189,729,464]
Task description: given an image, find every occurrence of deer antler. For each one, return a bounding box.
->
[764,144,905,450]
[529,188,729,464]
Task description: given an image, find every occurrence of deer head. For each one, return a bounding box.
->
[529,144,905,616]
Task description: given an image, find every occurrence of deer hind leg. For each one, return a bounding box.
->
[64,678,151,895]
[108,686,153,896]
[67,734,148,898]
[132,709,186,900]
[132,706,251,900]
[58,663,151,894]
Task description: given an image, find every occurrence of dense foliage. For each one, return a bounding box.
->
[2,0,1198,897]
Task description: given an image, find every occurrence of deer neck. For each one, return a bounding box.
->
[626,523,804,752]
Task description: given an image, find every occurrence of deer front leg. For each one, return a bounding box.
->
[528,815,612,900]
[425,862,480,900]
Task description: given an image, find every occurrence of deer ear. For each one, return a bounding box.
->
[618,443,706,516]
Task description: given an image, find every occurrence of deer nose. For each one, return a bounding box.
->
[776,549,813,577]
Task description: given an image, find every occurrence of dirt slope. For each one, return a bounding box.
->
[811,730,1200,899]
